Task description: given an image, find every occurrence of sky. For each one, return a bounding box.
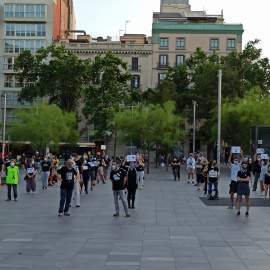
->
[73,0,270,59]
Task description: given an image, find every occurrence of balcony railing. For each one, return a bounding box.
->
[157,62,169,69]
[129,65,141,71]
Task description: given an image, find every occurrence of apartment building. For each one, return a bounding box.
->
[152,0,244,156]
[0,0,75,136]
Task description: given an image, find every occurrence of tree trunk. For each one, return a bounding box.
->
[165,153,169,171]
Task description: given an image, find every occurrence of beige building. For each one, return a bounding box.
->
[152,0,244,157]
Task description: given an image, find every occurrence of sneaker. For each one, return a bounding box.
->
[194,183,198,186]
[187,180,190,184]
[207,194,210,199]
[245,212,249,216]
[216,196,220,200]
[197,188,200,191]
[237,212,240,216]
[126,212,130,217]
[102,181,106,184]
[264,197,267,200]
[32,192,35,194]
[227,205,234,209]
[113,213,119,217]
[192,181,195,184]
[140,187,142,190]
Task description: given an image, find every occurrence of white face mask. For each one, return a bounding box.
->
[32,161,34,164]
[10,162,14,167]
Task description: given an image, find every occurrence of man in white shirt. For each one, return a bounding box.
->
[187,153,196,184]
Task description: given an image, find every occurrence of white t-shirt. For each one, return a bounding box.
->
[230,163,241,181]
[187,157,195,169]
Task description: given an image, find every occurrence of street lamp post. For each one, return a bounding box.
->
[2,93,7,158]
[192,100,198,155]
[217,70,222,172]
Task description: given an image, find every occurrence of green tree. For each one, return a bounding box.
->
[82,50,134,138]
[8,104,79,151]
[115,101,186,173]
[14,44,91,112]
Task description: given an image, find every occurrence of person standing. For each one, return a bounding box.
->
[96,152,105,184]
[202,159,208,194]
[171,157,181,181]
[136,155,145,189]
[195,158,204,191]
[0,156,4,185]
[248,157,254,187]
[6,159,19,201]
[252,154,261,191]
[126,161,138,209]
[34,152,41,172]
[264,162,270,200]
[236,162,250,216]
[227,151,243,209]
[25,158,37,194]
[259,159,267,195]
[41,156,51,190]
[103,154,111,180]
[82,158,91,194]
[56,159,79,216]
[20,153,26,170]
[71,153,82,207]
[187,153,196,184]
[207,160,220,200]
[110,161,130,217]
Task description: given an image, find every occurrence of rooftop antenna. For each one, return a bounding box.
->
[125,20,131,34]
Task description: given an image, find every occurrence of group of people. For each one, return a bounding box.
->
[2,151,146,218]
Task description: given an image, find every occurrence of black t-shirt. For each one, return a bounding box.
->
[57,166,77,190]
[104,158,111,168]
[41,161,51,171]
[121,162,130,173]
[253,160,261,173]
[82,163,91,178]
[34,156,40,162]
[207,167,219,182]
[237,170,250,184]
[0,158,4,167]
[75,160,82,174]
[110,168,126,190]
[96,155,103,167]
[26,164,36,176]
[4,157,12,168]
[135,163,144,171]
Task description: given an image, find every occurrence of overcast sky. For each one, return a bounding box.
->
[73,0,270,59]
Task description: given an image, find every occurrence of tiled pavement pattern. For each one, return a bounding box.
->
[0,164,270,270]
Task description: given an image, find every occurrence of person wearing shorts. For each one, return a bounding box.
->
[96,152,105,184]
[187,153,195,184]
[236,162,250,216]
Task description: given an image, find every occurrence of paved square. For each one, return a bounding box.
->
[0,164,270,269]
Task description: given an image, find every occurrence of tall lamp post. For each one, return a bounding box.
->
[217,70,222,172]
[192,100,198,155]
[2,93,7,158]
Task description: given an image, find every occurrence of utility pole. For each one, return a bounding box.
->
[192,100,198,155]
[217,70,222,172]
[2,93,6,158]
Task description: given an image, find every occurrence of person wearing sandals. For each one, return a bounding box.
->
[25,158,37,194]
[6,159,19,201]
[56,159,79,217]
[236,161,250,216]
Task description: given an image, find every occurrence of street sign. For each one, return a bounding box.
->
[258,140,263,145]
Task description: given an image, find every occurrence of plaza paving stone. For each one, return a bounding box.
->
[0,164,270,269]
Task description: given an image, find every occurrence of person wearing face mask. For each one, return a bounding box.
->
[136,155,145,189]
[25,158,37,194]
[56,159,79,216]
[207,160,220,200]
[171,157,180,181]
[103,154,111,180]
[187,153,196,184]
[247,156,254,187]
[202,159,209,194]
[41,156,51,190]
[70,153,82,207]
[5,159,19,201]
[126,161,138,208]
[264,160,270,200]
[195,158,204,190]
[252,153,262,191]
[88,156,96,191]
[110,161,130,217]
[82,158,91,194]
[259,159,267,195]
[227,150,243,209]
[236,162,251,216]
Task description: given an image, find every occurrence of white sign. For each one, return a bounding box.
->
[101,145,106,150]
[257,148,264,154]
[261,154,269,160]
[83,166,88,170]
[127,155,137,162]
[258,140,263,145]
[231,146,241,154]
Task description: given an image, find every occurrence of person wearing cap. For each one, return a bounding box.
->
[187,153,196,184]
[236,161,251,216]
[5,159,19,201]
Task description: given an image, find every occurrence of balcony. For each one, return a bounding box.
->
[129,65,141,71]
[157,62,169,69]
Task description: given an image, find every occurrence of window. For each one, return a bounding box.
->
[176,55,185,66]
[158,73,167,85]
[25,41,35,53]
[160,38,168,49]
[15,5,24,18]
[131,75,140,89]
[37,24,46,36]
[16,24,25,36]
[3,57,16,70]
[15,40,25,53]
[26,24,36,36]
[25,5,35,18]
[5,40,14,53]
[210,39,219,50]
[159,55,168,68]
[4,4,14,17]
[36,40,45,51]
[177,38,185,49]
[227,39,236,50]
[130,41,135,45]
[36,5,46,18]
[6,24,15,36]
[131,57,138,70]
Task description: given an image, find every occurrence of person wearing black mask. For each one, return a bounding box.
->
[236,162,251,216]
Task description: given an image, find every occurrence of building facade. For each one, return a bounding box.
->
[152,0,244,157]
[0,0,75,141]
